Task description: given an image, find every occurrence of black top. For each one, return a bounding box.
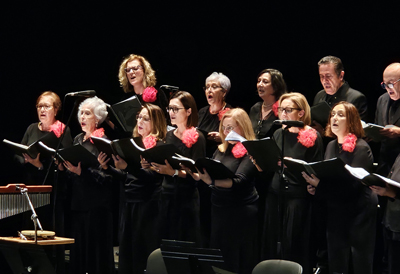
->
[313,81,368,120]
[17,122,73,185]
[211,144,258,207]
[269,128,324,198]
[106,140,164,203]
[162,129,206,195]
[316,138,377,205]
[121,88,169,124]
[249,102,280,139]
[375,92,400,176]
[67,133,113,211]
[198,104,232,157]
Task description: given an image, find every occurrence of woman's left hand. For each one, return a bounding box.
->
[302,172,320,187]
[151,160,175,176]
[97,152,110,170]
[208,132,221,143]
[370,184,397,198]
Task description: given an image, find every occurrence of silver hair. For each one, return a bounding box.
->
[205,72,231,94]
[77,96,108,125]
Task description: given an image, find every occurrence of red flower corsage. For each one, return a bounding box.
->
[297,127,317,148]
[218,107,231,121]
[89,128,105,143]
[272,101,279,117]
[143,135,157,149]
[342,133,357,153]
[50,120,66,138]
[232,142,247,158]
[182,127,199,148]
[142,87,158,103]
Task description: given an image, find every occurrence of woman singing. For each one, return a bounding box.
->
[303,101,377,274]
[98,104,167,274]
[186,108,259,274]
[262,92,324,274]
[61,96,115,274]
[150,91,206,244]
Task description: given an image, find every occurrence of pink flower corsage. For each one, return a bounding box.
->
[50,120,66,138]
[272,101,279,117]
[143,135,157,149]
[89,128,105,143]
[142,87,158,103]
[232,142,247,158]
[297,127,318,148]
[218,107,231,121]
[182,127,199,148]
[342,133,357,153]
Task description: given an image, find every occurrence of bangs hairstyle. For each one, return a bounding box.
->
[170,91,198,128]
[36,91,62,115]
[77,96,108,125]
[218,108,255,153]
[205,72,231,94]
[325,101,364,138]
[133,104,167,140]
[257,68,287,101]
[318,55,344,78]
[278,92,311,126]
[118,54,157,93]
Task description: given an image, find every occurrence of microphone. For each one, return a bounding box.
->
[65,90,96,97]
[159,85,179,90]
[273,120,304,128]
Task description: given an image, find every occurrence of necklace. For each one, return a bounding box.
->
[262,102,273,109]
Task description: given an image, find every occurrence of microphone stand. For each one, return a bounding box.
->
[276,124,292,258]
[16,185,43,244]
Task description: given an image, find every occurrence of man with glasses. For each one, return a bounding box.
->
[312,56,368,134]
[375,62,400,175]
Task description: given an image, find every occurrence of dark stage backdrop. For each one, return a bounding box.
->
[1,2,399,183]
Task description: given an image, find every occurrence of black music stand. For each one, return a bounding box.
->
[160,240,230,274]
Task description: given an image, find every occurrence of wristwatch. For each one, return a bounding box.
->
[172,169,179,177]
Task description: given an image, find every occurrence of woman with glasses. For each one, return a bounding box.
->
[117,54,169,123]
[61,96,115,274]
[98,104,167,274]
[198,72,232,157]
[249,69,287,140]
[261,92,324,274]
[185,108,259,274]
[303,101,377,274]
[16,91,72,183]
[150,91,206,244]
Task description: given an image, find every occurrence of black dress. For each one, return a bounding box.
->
[249,102,280,140]
[262,128,324,274]
[66,132,115,274]
[315,138,377,274]
[107,140,164,274]
[15,122,73,233]
[210,144,259,274]
[197,103,232,246]
[160,129,206,244]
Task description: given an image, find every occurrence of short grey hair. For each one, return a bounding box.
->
[205,72,231,94]
[77,96,108,125]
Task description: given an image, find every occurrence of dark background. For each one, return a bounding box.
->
[1,1,400,183]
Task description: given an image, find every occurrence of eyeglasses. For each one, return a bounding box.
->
[124,65,142,73]
[167,106,185,113]
[277,107,301,114]
[222,125,236,132]
[381,78,400,89]
[203,85,223,91]
[36,104,53,111]
[136,114,151,122]
[256,120,263,136]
